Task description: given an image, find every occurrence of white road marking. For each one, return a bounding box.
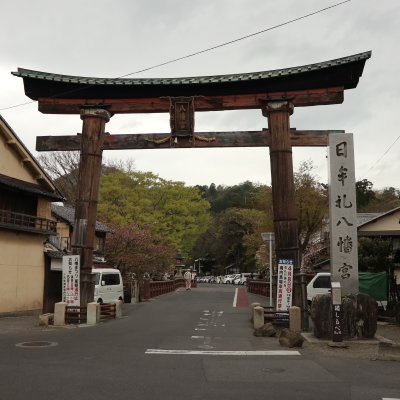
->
[191,336,205,339]
[195,328,207,331]
[146,349,301,356]
[382,398,400,400]
[233,288,238,307]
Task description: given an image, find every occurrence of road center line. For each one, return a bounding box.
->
[233,288,238,307]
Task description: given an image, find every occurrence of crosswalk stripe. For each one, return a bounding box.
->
[145,349,300,356]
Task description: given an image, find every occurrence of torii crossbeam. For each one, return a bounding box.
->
[13,51,371,307]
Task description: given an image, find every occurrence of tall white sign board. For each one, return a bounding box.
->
[328,133,358,295]
[276,259,294,311]
[62,255,80,306]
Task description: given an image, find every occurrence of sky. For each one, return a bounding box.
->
[0,0,399,189]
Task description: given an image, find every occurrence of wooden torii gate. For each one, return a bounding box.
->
[13,51,370,306]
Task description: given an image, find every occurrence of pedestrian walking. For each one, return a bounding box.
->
[184,269,192,290]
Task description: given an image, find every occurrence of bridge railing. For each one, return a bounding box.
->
[246,279,270,297]
[143,278,197,300]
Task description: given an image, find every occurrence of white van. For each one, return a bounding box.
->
[306,272,331,303]
[93,268,124,303]
[307,272,388,309]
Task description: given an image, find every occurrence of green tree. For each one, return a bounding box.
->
[358,237,392,273]
[294,161,328,263]
[356,179,375,211]
[373,187,400,212]
[200,181,265,214]
[194,208,269,272]
[98,169,211,255]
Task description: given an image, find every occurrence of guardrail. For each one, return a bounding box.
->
[100,303,116,320]
[264,309,289,325]
[247,279,270,297]
[65,306,87,324]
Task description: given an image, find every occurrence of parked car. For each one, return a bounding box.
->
[224,274,239,284]
[234,273,252,285]
[233,276,241,285]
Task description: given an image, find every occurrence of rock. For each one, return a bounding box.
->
[278,328,304,348]
[311,294,332,339]
[311,293,378,340]
[38,313,54,327]
[342,295,357,339]
[254,322,276,337]
[355,293,377,339]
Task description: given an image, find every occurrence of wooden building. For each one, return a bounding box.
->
[0,115,63,315]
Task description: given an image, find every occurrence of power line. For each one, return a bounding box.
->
[120,0,351,78]
[0,0,351,112]
[0,100,36,111]
[359,133,400,179]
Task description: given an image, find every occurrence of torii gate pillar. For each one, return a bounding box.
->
[262,101,300,272]
[71,108,111,306]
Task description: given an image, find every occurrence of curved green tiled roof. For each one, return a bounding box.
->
[12,51,371,100]
[13,51,370,86]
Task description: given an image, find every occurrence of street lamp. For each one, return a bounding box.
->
[261,232,275,307]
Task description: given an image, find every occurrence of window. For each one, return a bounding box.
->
[102,273,120,286]
[313,276,331,289]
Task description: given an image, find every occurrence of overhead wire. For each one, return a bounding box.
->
[0,0,350,111]
[358,133,400,180]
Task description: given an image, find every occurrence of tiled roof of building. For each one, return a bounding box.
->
[51,204,112,233]
[357,213,383,227]
[0,173,64,200]
[357,206,400,228]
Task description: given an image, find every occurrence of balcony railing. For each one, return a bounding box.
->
[0,209,57,235]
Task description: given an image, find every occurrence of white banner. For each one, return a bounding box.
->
[276,259,294,311]
[62,255,80,306]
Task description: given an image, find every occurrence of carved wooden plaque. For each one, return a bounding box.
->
[169,97,195,137]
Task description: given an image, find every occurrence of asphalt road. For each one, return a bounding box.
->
[1,284,400,400]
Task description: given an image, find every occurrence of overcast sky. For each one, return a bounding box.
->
[1,0,399,189]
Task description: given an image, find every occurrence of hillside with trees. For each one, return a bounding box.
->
[38,152,400,278]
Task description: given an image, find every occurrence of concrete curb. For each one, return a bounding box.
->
[302,332,400,361]
[377,342,400,361]
[301,332,381,345]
